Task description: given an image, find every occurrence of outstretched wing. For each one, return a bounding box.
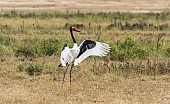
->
[59,43,73,67]
[74,40,110,66]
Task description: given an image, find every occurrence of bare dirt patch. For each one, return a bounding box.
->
[0,0,169,12]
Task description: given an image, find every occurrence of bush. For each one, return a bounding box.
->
[14,38,59,57]
[25,63,44,75]
[110,37,149,61]
[17,63,44,75]
[15,46,36,58]
[16,62,58,76]
[39,38,59,56]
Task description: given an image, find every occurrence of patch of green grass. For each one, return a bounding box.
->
[1,11,170,21]
[25,63,44,75]
[109,36,149,61]
[0,44,13,57]
[14,38,59,57]
[17,63,44,75]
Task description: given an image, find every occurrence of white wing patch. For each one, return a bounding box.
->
[74,42,110,66]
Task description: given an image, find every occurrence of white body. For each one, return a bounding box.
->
[60,43,79,66]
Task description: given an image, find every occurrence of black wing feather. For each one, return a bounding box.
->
[77,40,96,58]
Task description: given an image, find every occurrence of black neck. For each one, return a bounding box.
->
[70,28,76,43]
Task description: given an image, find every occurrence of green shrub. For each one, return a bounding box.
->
[24,63,44,76]
[15,46,36,58]
[39,38,59,56]
[16,63,57,76]
[14,38,59,57]
[110,37,149,61]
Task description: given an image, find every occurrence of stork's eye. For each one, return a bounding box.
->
[72,27,75,30]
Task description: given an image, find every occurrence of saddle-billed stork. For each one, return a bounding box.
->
[58,26,110,85]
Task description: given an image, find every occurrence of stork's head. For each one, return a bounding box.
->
[70,26,81,32]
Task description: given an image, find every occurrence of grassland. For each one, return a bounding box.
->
[0,1,170,104]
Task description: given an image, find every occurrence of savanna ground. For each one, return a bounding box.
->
[0,0,170,104]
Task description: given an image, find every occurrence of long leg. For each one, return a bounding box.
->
[70,64,74,85]
[62,65,69,86]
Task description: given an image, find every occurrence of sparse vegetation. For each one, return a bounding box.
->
[17,63,44,75]
[0,11,169,77]
[0,2,170,103]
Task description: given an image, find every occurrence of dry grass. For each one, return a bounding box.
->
[0,57,170,104]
